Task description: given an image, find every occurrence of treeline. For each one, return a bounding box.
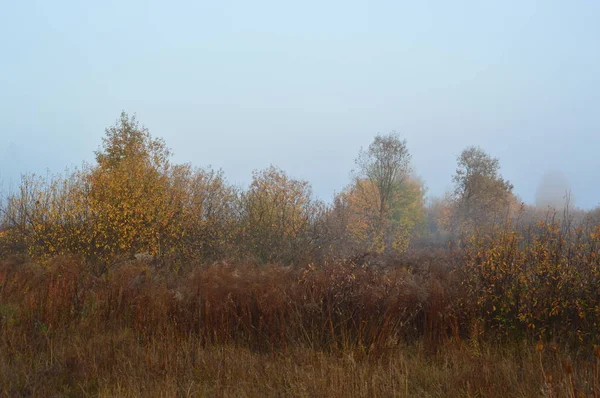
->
[1,112,599,268]
[2,113,600,396]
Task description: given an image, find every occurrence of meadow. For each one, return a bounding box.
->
[1,224,599,397]
[1,114,599,397]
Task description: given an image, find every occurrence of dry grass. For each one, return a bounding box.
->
[0,252,599,397]
[2,327,598,397]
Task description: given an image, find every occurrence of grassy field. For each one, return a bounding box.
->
[3,329,598,397]
[1,252,599,397]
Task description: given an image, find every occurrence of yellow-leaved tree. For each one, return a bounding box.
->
[0,168,94,259]
[334,175,425,255]
[87,112,185,262]
[330,132,424,255]
[0,112,239,266]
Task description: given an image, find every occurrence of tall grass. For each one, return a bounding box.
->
[1,226,600,396]
[0,255,434,354]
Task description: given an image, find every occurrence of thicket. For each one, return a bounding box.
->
[1,113,600,396]
[1,245,599,396]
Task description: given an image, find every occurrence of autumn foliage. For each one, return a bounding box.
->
[1,113,600,396]
[461,221,600,344]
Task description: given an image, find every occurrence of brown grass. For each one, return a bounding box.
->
[2,324,598,397]
[1,252,599,397]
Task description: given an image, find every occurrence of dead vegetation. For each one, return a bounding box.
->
[0,242,599,397]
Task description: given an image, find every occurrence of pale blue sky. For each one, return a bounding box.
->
[1,1,599,208]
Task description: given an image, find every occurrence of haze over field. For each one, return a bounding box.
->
[1,1,599,208]
[4,4,600,396]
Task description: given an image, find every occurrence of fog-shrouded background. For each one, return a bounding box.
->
[1,1,599,208]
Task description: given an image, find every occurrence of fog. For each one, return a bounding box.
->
[1,1,600,209]
[535,170,574,210]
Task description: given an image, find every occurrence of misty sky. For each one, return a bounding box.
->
[1,1,599,208]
